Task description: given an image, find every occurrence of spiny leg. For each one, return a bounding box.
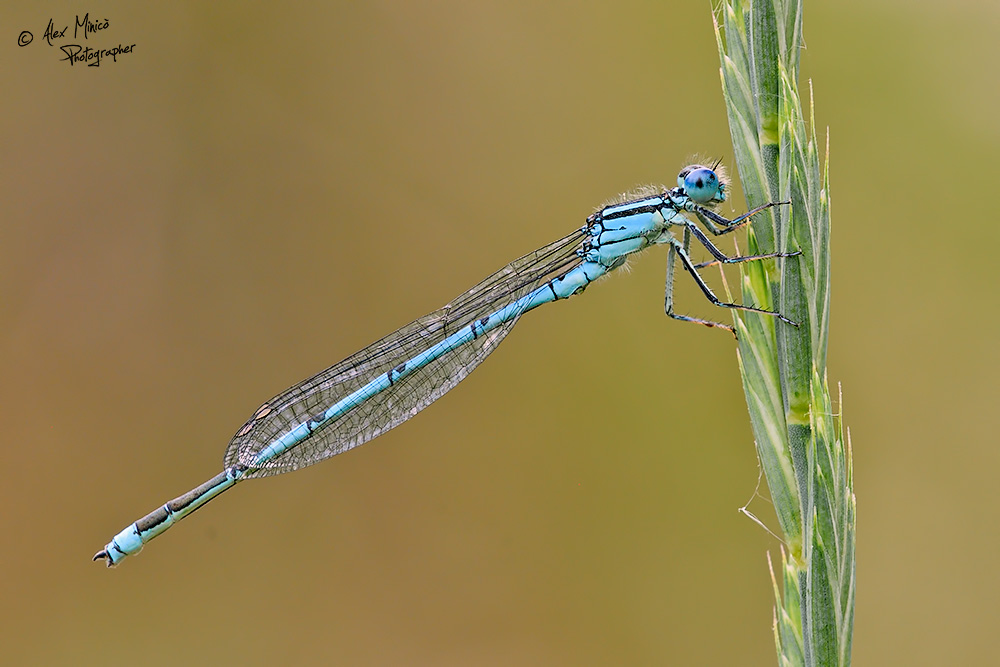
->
[694,200,790,236]
[692,252,797,269]
[667,238,798,327]
[664,229,736,334]
[681,220,801,269]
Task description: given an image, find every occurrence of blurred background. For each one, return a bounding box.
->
[2,1,996,665]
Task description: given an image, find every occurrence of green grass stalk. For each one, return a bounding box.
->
[712,1,855,664]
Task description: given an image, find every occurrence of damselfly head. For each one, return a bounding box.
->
[678,164,727,205]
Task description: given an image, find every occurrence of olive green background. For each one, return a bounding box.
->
[2,2,996,665]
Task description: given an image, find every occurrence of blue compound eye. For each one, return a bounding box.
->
[678,165,722,204]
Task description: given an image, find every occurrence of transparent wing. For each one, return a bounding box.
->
[224,229,585,478]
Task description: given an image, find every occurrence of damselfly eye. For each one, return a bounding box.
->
[678,165,722,205]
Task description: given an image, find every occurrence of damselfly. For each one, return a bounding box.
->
[95,163,796,566]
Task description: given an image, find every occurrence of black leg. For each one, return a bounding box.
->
[692,251,799,269]
[664,240,736,334]
[681,218,801,267]
[694,200,790,236]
